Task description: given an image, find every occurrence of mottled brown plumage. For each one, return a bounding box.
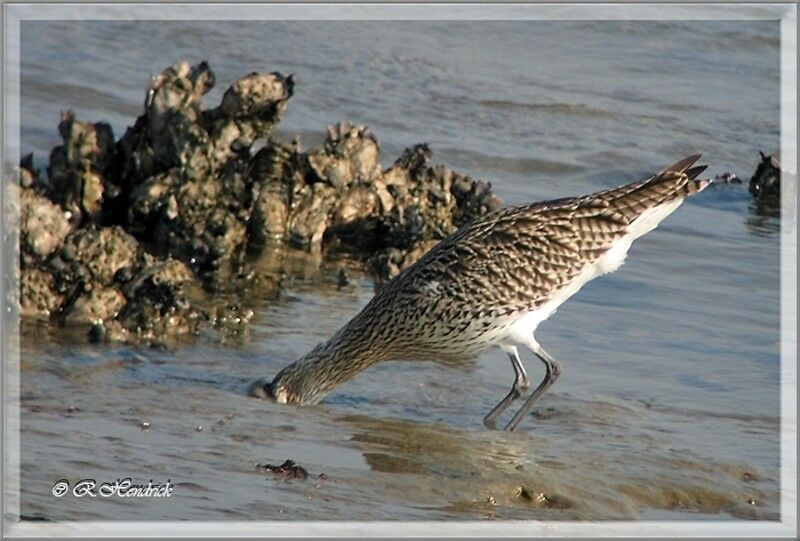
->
[252,154,710,430]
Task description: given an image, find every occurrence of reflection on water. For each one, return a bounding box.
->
[744,175,793,237]
[745,205,781,236]
[339,414,776,520]
[17,17,782,522]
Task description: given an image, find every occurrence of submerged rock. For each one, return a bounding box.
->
[257,459,310,480]
[715,172,741,185]
[749,151,780,214]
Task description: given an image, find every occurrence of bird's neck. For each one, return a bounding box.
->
[270,323,385,405]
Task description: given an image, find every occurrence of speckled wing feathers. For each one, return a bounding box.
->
[373,154,709,333]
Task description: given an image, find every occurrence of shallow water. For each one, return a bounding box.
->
[16,18,783,521]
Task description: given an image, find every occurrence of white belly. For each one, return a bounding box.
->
[503,197,685,348]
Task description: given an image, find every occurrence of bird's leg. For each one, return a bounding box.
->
[503,343,562,431]
[483,347,530,430]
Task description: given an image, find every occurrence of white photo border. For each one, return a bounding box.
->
[2,3,796,538]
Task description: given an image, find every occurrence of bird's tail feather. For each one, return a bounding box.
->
[594,153,711,224]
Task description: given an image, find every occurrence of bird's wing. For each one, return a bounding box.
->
[390,154,709,314]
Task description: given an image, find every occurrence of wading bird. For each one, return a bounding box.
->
[251,155,710,431]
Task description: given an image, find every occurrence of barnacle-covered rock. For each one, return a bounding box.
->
[114,62,295,285]
[367,145,501,281]
[127,165,250,286]
[288,183,337,250]
[114,60,217,198]
[15,182,215,344]
[250,182,291,246]
[20,153,40,189]
[332,185,380,227]
[127,170,182,236]
[382,142,430,188]
[146,61,214,169]
[112,257,203,342]
[369,239,441,287]
[247,142,296,248]
[55,225,140,287]
[20,268,62,319]
[250,182,289,245]
[306,123,381,189]
[18,60,504,344]
[220,72,294,120]
[205,71,294,158]
[371,178,395,214]
[20,188,72,261]
[47,111,115,222]
[63,285,127,325]
[209,303,255,341]
[327,185,381,249]
[444,169,502,226]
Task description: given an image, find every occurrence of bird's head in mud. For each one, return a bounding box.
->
[248,378,294,404]
[248,360,321,404]
[249,330,383,407]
